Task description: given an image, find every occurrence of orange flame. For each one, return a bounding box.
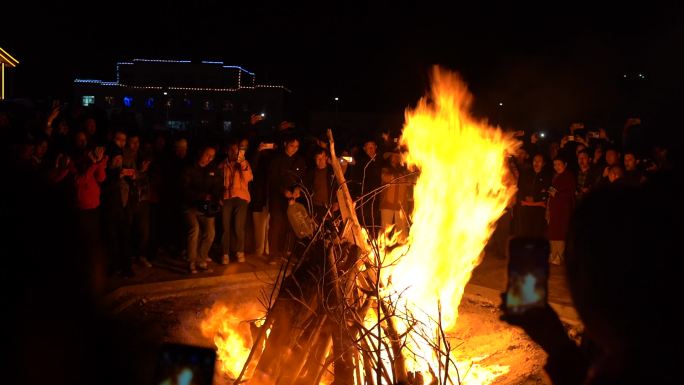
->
[200,302,262,379]
[379,67,519,383]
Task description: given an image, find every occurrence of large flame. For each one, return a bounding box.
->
[380,67,519,383]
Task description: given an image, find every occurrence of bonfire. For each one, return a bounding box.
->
[202,67,520,385]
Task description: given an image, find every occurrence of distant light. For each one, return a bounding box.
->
[540,132,546,138]
[623,74,627,78]
[334,97,339,101]
[123,96,133,107]
[498,102,503,106]
[260,112,265,117]
[163,91,168,95]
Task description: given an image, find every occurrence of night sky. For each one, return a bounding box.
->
[5,1,683,133]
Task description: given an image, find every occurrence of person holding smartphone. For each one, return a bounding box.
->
[516,154,551,238]
[502,175,682,385]
[181,146,222,274]
[220,140,253,264]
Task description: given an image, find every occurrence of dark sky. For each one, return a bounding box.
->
[5,1,683,131]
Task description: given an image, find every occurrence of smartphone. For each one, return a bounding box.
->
[504,237,550,315]
[341,156,353,163]
[262,143,275,150]
[152,343,216,385]
[588,131,600,139]
[566,135,575,141]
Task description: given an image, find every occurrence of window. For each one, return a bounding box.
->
[223,121,233,133]
[166,120,190,131]
[104,96,115,106]
[146,97,155,109]
[123,96,133,107]
[81,95,95,107]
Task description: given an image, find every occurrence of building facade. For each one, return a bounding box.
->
[0,47,19,100]
[73,59,290,137]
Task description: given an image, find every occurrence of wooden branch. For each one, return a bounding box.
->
[233,315,275,385]
[327,128,370,253]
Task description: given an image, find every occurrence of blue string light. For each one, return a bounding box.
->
[222,65,255,76]
[74,59,288,92]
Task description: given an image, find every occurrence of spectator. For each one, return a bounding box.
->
[379,150,412,241]
[267,136,306,263]
[503,173,683,385]
[547,156,575,265]
[31,135,50,170]
[599,146,621,185]
[623,151,645,186]
[160,138,190,257]
[592,145,605,168]
[181,146,222,274]
[304,147,338,221]
[516,154,551,238]
[576,150,601,199]
[123,133,153,268]
[250,140,274,259]
[220,140,253,264]
[349,137,383,238]
[102,151,134,277]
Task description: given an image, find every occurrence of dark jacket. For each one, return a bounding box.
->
[180,163,223,210]
[304,165,337,207]
[348,154,383,200]
[267,152,307,198]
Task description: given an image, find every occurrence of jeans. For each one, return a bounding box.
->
[252,206,269,256]
[268,196,291,257]
[221,198,249,255]
[131,201,150,259]
[185,208,215,264]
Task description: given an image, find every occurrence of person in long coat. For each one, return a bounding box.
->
[548,156,575,264]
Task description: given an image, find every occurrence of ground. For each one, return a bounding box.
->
[109,252,580,385]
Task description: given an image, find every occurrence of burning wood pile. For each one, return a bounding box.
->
[202,68,520,385]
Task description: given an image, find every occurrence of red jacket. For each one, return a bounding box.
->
[72,160,107,210]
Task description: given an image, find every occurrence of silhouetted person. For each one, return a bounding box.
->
[503,171,683,385]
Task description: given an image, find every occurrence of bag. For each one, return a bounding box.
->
[287,202,316,239]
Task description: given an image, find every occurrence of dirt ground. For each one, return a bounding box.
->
[118,278,581,385]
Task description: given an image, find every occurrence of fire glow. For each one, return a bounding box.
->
[379,67,519,383]
[202,67,519,385]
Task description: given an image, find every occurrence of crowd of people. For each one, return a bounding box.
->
[1,100,417,280]
[1,99,679,280]
[490,120,675,265]
[4,96,682,385]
